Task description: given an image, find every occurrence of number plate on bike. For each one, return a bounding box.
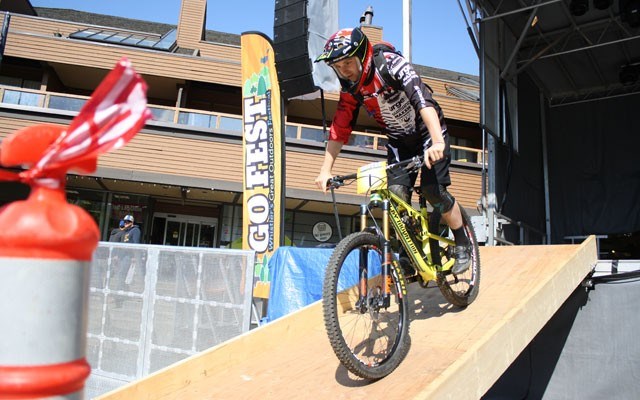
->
[357,161,387,194]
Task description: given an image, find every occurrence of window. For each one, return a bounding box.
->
[153,29,178,50]
[219,116,242,132]
[377,136,388,150]
[178,111,217,129]
[299,126,325,143]
[450,136,476,163]
[348,134,374,149]
[285,125,299,139]
[48,95,86,112]
[65,188,108,235]
[0,76,44,107]
[149,107,175,123]
[2,90,42,107]
[69,28,177,52]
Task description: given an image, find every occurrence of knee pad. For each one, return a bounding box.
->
[423,184,455,214]
[389,184,411,203]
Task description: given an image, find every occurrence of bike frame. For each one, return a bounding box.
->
[358,188,457,294]
[324,158,481,380]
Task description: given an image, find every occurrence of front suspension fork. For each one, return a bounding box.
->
[357,200,392,311]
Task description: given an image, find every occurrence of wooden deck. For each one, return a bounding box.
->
[97,237,597,400]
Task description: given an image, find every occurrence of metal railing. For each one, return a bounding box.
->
[473,193,547,246]
[85,242,255,399]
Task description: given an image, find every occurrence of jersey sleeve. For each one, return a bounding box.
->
[329,92,360,144]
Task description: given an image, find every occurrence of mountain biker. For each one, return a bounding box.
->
[313,27,471,274]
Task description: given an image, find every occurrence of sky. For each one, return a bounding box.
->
[30,0,479,76]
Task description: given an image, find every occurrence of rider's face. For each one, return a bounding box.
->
[332,56,362,82]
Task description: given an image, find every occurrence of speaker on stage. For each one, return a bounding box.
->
[273,0,339,100]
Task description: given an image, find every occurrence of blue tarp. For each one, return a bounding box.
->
[265,246,381,322]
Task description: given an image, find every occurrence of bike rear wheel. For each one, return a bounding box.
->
[429,206,481,307]
[322,232,410,379]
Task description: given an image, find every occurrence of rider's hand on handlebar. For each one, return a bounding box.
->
[424,141,445,169]
[315,171,333,193]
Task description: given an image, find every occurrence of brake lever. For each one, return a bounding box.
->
[404,155,424,172]
[326,176,345,190]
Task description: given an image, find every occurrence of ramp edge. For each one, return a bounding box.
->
[414,236,598,400]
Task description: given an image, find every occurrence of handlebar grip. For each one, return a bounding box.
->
[327,172,357,189]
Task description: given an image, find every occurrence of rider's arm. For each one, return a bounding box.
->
[419,107,446,169]
[315,139,344,192]
[330,92,360,144]
[314,93,358,192]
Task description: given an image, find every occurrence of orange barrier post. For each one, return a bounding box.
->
[0,58,150,399]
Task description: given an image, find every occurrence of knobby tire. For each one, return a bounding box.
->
[433,206,481,307]
[322,232,411,380]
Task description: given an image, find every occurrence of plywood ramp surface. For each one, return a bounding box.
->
[98,237,597,400]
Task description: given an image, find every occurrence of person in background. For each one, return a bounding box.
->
[122,214,141,244]
[109,220,126,242]
[313,27,471,274]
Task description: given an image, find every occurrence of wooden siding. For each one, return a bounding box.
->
[194,40,241,60]
[0,115,482,209]
[449,169,483,210]
[177,0,207,48]
[8,14,241,61]
[4,30,240,86]
[434,94,479,123]
[99,134,243,182]
[361,25,383,44]
[0,117,242,183]
[0,116,32,138]
[6,15,240,84]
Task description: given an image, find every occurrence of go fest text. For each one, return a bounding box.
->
[243,94,276,254]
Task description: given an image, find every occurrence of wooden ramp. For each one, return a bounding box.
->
[97,237,597,400]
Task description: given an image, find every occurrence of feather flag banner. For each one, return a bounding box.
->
[240,32,286,299]
[0,57,151,188]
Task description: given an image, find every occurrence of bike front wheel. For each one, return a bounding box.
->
[322,232,411,380]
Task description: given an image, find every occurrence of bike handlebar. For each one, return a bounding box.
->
[326,155,424,189]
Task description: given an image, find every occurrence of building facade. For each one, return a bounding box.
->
[0,0,483,249]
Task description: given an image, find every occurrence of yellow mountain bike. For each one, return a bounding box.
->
[322,156,481,379]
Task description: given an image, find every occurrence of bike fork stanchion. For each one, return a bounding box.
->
[359,203,367,231]
[381,199,393,307]
[357,246,369,312]
[356,203,369,310]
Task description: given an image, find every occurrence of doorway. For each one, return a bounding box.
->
[152,213,218,248]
